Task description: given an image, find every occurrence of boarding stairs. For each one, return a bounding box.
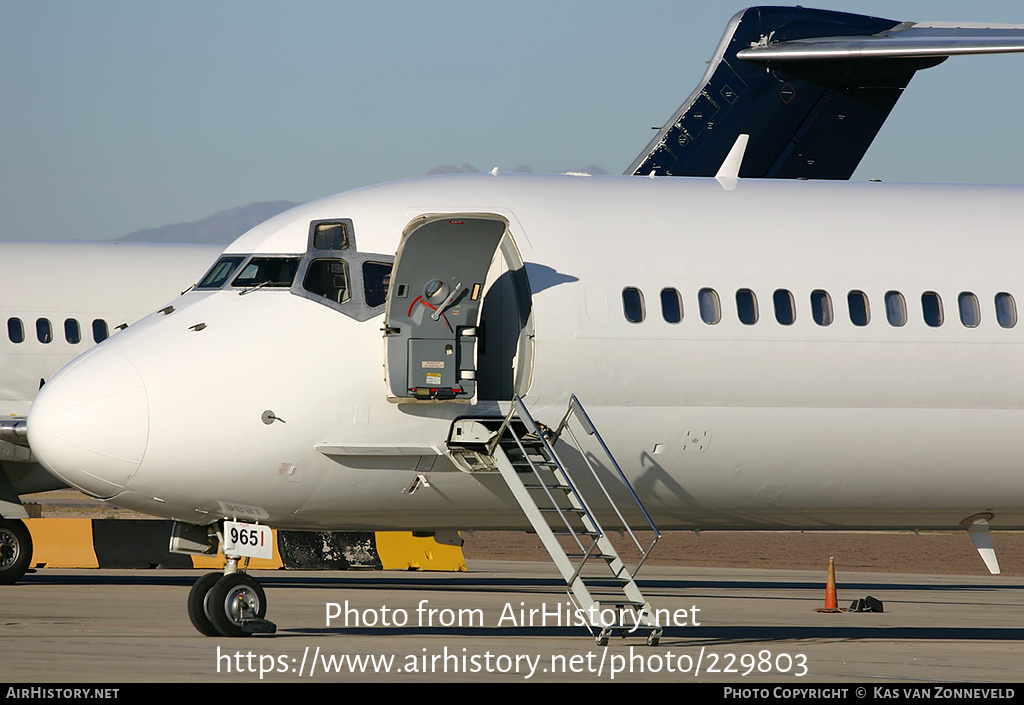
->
[449,395,662,646]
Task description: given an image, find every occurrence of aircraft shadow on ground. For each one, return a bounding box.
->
[18,573,1022,643]
[20,571,1018,596]
[284,624,1024,642]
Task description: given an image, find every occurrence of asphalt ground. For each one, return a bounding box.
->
[2,561,1021,684]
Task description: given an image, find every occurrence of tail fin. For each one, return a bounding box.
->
[627,6,1024,180]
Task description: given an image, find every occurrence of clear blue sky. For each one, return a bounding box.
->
[2,0,1023,241]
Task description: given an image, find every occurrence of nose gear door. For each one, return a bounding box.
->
[384,215,508,402]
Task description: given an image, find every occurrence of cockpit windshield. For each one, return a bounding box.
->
[195,256,245,289]
[231,257,300,289]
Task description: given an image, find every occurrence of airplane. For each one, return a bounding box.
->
[20,6,1024,642]
[0,242,222,583]
[5,4,971,588]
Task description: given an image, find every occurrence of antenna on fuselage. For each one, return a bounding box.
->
[715,133,749,191]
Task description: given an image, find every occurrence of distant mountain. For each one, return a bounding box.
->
[115,166,610,244]
[117,201,300,244]
[425,163,480,175]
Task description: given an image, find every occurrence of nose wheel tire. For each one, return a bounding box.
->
[0,519,32,585]
[205,573,268,638]
[187,572,225,636]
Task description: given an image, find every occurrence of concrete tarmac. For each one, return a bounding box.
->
[1,560,1021,683]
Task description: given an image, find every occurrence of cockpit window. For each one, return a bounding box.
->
[196,256,245,289]
[313,222,350,251]
[232,257,300,288]
[292,217,394,322]
[363,261,392,308]
[303,258,350,304]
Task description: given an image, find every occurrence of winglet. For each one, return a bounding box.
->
[715,134,748,190]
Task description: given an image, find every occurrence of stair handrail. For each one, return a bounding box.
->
[555,395,661,575]
[510,397,607,544]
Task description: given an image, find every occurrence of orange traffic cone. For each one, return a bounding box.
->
[814,556,844,613]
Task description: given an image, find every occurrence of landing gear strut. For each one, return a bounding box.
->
[0,519,32,585]
[187,558,276,636]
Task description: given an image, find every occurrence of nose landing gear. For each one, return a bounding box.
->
[186,528,278,639]
[188,568,276,637]
[179,520,277,636]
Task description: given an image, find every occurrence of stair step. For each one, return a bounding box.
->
[597,600,647,609]
[580,576,632,586]
[485,396,660,642]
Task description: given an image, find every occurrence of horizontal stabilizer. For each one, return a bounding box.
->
[627,7,1024,181]
[737,23,1024,61]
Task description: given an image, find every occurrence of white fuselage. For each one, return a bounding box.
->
[1,242,221,494]
[26,174,1024,531]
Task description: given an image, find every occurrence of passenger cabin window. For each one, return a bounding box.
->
[64,318,81,344]
[232,257,300,289]
[313,221,350,250]
[958,292,981,328]
[995,292,1017,328]
[848,290,870,326]
[736,289,758,325]
[363,261,392,308]
[660,288,682,324]
[922,291,944,327]
[773,289,795,325]
[885,291,907,327]
[303,259,350,304]
[810,290,832,326]
[196,256,245,289]
[699,288,721,324]
[7,318,24,344]
[92,319,109,343]
[36,318,52,344]
[622,287,645,323]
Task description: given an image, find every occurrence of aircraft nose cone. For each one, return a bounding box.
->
[28,349,149,497]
